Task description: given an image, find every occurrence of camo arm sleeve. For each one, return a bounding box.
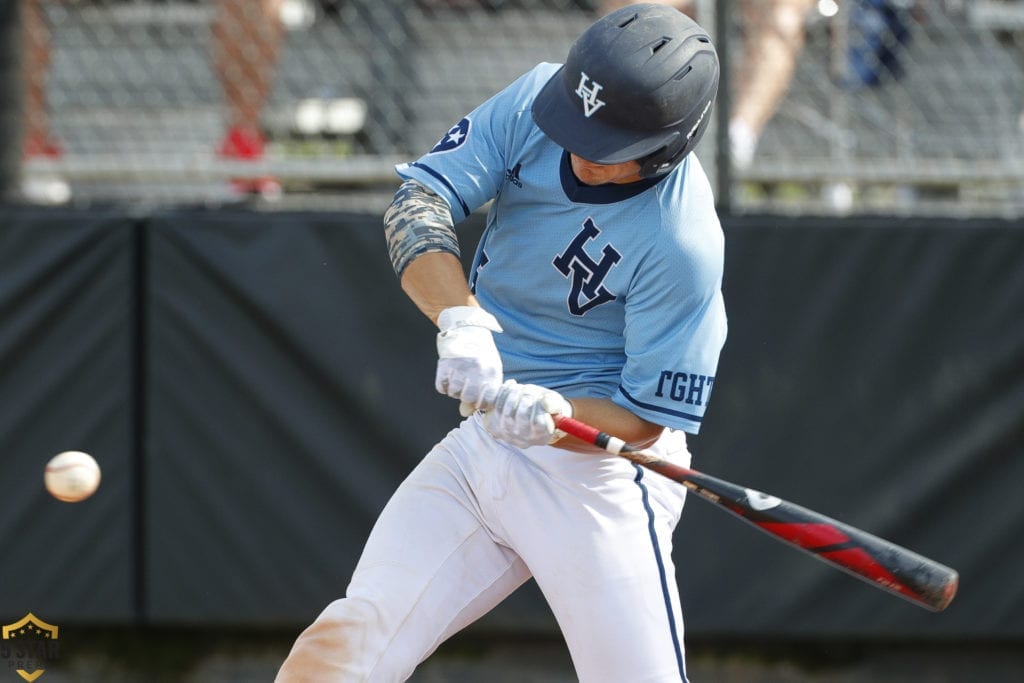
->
[383,179,461,279]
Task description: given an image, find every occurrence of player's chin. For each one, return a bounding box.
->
[570,156,641,185]
[574,167,619,186]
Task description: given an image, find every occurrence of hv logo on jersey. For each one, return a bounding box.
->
[575,72,606,118]
[430,117,471,154]
[553,218,621,315]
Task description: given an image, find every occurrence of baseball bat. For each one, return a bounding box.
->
[554,415,959,612]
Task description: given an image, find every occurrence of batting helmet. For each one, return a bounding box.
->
[532,3,719,177]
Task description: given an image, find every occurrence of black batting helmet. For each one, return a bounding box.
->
[532,3,719,177]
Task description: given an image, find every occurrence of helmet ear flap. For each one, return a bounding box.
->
[637,98,715,178]
[638,146,673,178]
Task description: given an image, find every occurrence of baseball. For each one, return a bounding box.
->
[44,451,101,503]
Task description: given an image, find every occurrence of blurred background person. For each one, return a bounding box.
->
[728,0,815,169]
[21,0,59,161]
[600,0,815,170]
[845,0,913,88]
[212,0,285,166]
[20,0,286,202]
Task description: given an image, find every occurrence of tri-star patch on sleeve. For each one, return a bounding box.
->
[429,117,471,154]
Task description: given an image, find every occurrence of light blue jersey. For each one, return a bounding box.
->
[397,63,726,434]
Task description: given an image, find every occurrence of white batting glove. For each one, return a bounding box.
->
[482,380,573,448]
[436,306,504,412]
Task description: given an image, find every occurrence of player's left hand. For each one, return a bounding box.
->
[482,380,573,448]
[436,306,504,412]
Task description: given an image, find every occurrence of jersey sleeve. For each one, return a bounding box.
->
[613,208,728,434]
[395,64,561,221]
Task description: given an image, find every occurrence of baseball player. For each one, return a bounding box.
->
[277,4,726,681]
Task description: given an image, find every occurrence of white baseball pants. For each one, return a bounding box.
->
[276,413,692,682]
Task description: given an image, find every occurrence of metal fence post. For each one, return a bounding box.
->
[712,0,732,215]
[0,0,23,202]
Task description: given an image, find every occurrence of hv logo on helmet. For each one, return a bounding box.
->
[574,72,606,118]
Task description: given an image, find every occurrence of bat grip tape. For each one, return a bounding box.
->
[554,416,628,454]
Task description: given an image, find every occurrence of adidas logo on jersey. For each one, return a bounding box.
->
[505,163,523,188]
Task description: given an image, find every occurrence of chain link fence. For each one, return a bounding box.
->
[14,0,1024,215]
[726,0,1024,216]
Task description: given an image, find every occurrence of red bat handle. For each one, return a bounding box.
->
[556,415,610,449]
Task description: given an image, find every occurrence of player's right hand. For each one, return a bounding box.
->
[435,306,504,412]
[481,380,573,448]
